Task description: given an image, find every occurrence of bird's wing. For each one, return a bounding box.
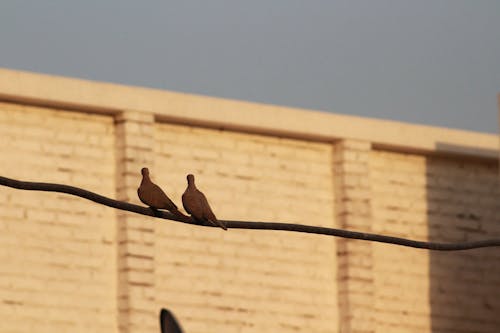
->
[199,191,217,221]
[199,190,227,230]
[182,191,204,220]
[138,182,156,207]
[151,183,178,210]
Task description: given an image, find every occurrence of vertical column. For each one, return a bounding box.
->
[115,111,156,333]
[333,140,374,333]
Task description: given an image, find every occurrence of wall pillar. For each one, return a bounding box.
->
[334,140,374,333]
[115,111,156,333]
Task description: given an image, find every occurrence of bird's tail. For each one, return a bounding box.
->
[208,218,227,231]
[170,208,190,222]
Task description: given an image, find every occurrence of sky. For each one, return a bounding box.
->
[0,1,499,133]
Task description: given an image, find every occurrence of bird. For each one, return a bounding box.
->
[137,167,186,220]
[182,174,227,230]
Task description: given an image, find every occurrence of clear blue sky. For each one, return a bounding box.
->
[1,1,499,133]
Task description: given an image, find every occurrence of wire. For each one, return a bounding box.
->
[1,175,499,251]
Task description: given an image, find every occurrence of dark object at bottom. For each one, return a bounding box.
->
[160,308,184,333]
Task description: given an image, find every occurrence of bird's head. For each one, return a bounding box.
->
[141,167,150,176]
[187,174,195,185]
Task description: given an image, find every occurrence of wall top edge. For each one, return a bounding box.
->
[0,67,497,159]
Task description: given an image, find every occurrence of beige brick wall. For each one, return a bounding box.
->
[426,155,500,333]
[334,140,375,333]
[153,123,338,333]
[371,150,500,333]
[115,111,157,333]
[0,102,117,332]
[0,69,498,333]
[371,151,432,333]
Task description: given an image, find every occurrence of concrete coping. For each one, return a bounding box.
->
[0,67,498,160]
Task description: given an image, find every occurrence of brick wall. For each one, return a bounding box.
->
[334,140,374,333]
[426,155,500,333]
[0,102,117,333]
[153,123,338,333]
[0,70,498,333]
[371,150,500,333]
[371,150,432,332]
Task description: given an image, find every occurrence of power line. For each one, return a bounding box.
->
[1,175,499,251]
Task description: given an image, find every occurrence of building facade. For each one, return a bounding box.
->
[0,68,499,333]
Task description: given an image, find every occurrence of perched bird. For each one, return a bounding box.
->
[137,168,186,219]
[182,174,227,230]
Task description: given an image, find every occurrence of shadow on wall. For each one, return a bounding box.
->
[427,152,500,332]
[434,143,498,161]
